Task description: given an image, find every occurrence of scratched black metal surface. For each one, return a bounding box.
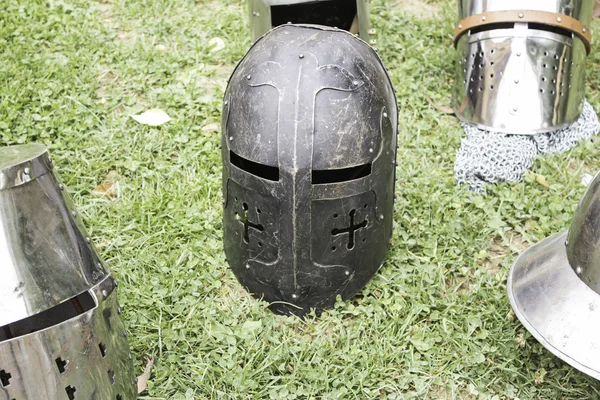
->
[221,24,398,316]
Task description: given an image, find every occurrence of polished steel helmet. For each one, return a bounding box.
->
[222,24,397,316]
[508,171,600,380]
[452,0,594,134]
[248,0,372,43]
[0,144,136,399]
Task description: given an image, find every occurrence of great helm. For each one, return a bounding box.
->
[248,0,372,43]
[452,0,594,134]
[222,24,398,316]
[0,144,136,399]
[508,171,600,380]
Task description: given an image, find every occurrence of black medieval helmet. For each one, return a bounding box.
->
[221,24,398,316]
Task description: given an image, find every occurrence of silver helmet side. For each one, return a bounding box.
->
[452,0,594,134]
[248,0,372,43]
[0,144,136,399]
[508,170,600,380]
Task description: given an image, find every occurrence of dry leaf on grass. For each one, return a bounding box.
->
[131,109,172,126]
[202,123,219,132]
[535,174,550,188]
[92,170,122,199]
[136,356,155,394]
[594,0,600,17]
[209,37,226,53]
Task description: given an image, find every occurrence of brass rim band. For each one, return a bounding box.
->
[454,10,592,54]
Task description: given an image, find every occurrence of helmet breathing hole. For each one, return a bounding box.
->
[55,357,68,374]
[331,246,336,251]
[99,343,107,358]
[243,202,248,211]
[256,208,261,214]
[66,385,77,400]
[0,370,12,387]
[331,209,367,251]
[108,369,116,385]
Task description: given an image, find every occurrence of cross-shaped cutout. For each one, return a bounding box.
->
[108,370,116,385]
[99,343,107,358]
[0,369,11,387]
[332,209,367,250]
[65,385,77,400]
[236,202,264,243]
[55,357,68,374]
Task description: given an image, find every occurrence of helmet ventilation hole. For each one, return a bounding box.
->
[99,343,108,358]
[108,370,116,385]
[331,209,368,250]
[0,370,11,387]
[66,385,77,400]
[55,357,68,374]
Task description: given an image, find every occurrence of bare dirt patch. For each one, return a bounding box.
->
[481,233,529,275]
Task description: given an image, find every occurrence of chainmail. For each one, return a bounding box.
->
[455,101,600,191]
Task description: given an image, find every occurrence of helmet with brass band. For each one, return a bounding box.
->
[452,0,593,134]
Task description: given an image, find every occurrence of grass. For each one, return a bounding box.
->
[2,0,600,398]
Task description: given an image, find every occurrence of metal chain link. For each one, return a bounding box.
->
[454,101,600,191]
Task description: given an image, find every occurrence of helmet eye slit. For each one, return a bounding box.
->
[0,291,96,343]
[230,151,279,181]
[312,163,372,185]
[270,0,358,31]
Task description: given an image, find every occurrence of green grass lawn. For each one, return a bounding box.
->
[3,0,600,398]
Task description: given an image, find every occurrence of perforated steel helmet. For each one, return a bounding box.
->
[508,170,600,380]
[0,144,136,399]
[248,0,372,43]
[221,24,398,316]
[452,0,593,134]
